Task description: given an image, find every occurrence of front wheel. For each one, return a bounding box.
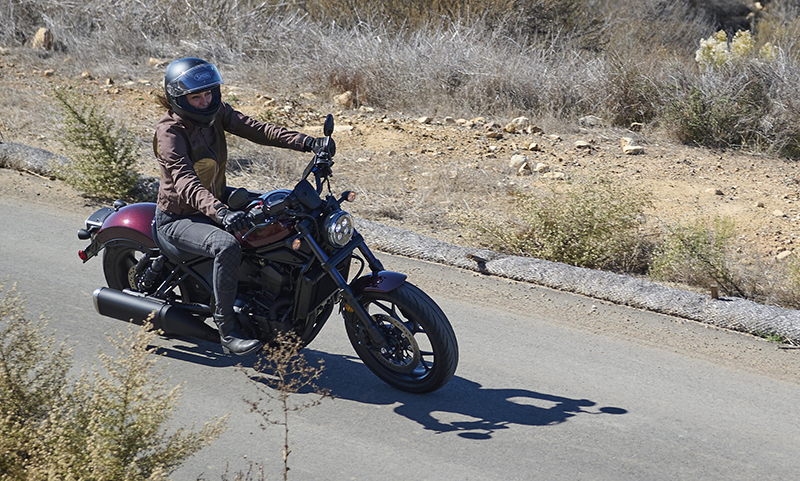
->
[344,282,458,393]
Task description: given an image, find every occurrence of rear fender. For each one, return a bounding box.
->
[94,203,157,249]
[350,271,407,295]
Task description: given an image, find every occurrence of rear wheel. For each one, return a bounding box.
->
[102,246,207,304]
[103,245,148,292]
[345,282,458,393]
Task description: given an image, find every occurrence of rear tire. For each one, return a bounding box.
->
[103,245,147,291]
[102,246,207,304]
[345,282,458,393]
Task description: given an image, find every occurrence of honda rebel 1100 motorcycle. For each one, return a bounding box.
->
[77,115,457,393]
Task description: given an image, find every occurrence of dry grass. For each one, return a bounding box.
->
[6,0,798,134]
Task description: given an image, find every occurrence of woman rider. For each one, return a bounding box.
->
[154,57,332,355]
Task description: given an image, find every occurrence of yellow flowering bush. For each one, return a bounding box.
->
[730,30,755,60]
[695,30,730,69]
[695,30,776,71]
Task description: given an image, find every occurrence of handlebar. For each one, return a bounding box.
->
[301,114,336,193]
[241,113,337,241]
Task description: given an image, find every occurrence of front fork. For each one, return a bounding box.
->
[298,225,403,346]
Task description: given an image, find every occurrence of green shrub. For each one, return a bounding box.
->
[0,283,225,480]
[476,180,653,273]
[54,88,139,200]
[667,70,770,149]
[765,254,800,309]
[787,255,800,291]
[650,217,745,297]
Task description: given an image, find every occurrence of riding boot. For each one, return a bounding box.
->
[213,314,262,356]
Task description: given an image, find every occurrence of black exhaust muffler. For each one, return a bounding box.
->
[93,287,219,343]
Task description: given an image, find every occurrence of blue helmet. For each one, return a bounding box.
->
[164,57,223,127]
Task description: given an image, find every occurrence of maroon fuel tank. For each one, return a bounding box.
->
[236,218,295,250]
[94,202,157,248]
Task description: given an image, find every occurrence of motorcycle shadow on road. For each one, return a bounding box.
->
[305,349,629,441]
[148,339,628,440]
[148,338,249,368]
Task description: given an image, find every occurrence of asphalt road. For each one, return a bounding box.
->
[2,195,800,481]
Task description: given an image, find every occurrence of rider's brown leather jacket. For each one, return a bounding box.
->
[153,103,309,219]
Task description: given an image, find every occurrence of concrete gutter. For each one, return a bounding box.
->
[353,220,800,343]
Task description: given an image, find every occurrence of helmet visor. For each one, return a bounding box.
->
[165,63,223,98]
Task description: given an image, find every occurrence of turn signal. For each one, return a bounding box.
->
[292,239,301,250]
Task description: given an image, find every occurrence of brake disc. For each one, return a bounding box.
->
[371,314,421,373]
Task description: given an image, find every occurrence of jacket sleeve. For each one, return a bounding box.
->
[219,103,311,150]
[156,125,223,219]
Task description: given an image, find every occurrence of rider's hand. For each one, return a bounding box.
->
[305,136,336,157]
[215,208,250,232]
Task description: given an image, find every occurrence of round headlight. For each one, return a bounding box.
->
[325,211,354,247]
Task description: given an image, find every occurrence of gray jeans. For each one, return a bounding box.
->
[155,209,241,317]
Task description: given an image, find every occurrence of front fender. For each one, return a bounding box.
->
[350,271,407,295]
[94,203,157,249]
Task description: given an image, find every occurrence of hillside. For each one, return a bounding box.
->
[2,44,799,306]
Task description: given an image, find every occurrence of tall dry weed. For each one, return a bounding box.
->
[243,332,330,481]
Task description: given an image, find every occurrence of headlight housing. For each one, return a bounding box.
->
[324,211,354,247]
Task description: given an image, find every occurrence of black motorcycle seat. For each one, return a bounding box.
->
[151,221,204,264]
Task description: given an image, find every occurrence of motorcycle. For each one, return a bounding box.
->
[76,114,458,393]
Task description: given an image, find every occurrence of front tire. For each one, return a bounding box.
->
[345,282,458,393]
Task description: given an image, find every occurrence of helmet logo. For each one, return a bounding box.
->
[194,71,213,81]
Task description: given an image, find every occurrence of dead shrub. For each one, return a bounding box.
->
[604,56,665,126]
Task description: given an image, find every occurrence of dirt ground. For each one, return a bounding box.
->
[2,49,800,269]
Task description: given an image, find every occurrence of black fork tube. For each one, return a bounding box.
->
[298,225,386,345]
[354,235,385,272]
